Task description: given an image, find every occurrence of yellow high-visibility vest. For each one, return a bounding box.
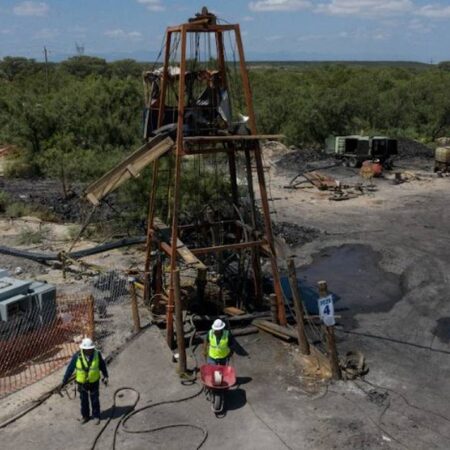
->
[75,350,100,384]
[208,330,230,360]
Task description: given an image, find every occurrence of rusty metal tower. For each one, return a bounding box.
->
[140,8,287,346]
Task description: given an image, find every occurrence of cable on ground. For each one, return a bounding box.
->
[90,385,207,450]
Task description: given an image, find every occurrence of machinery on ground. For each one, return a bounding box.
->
[0,270,56,337]
[326,135,398,168]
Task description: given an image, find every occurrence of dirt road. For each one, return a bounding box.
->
[1,151,449,448]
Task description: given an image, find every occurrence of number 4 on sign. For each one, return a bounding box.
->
[318,295,335,326]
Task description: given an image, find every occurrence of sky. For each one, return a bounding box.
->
[1,0,450,62]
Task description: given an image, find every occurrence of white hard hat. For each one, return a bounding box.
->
[212,319,226,331]
[80,337,95,350]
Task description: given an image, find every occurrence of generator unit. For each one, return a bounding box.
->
[326,135,398,168]
[0,270,56,336]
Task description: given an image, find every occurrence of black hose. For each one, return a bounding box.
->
[90,385,207,450]
[0,236,146,263]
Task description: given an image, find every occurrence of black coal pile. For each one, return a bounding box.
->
[0,178,117,223]
[275,147,330,173]
[273,221,321,247]
[396,138,433,159]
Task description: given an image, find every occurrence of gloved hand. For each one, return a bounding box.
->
[102,377,109,386]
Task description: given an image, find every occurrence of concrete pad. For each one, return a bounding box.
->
[1,327,292,450]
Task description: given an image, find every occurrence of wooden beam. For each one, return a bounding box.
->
[287,258,310,355]
[153,218,207,271]
[85,136,174,205]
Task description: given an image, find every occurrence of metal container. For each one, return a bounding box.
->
[0,277,32,302]
[435,147,450,163]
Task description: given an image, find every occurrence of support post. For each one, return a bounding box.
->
[244,148,263,306]
[269,294,278,323]
[130,280,141,333]
[287,258,310,355]
[318,281,341,380]
[87,295,95,340]
[227,149,240,208]
[167,25,188,349]
[144,30,173,303]
[173,269,187,374]
[235,25,286,325]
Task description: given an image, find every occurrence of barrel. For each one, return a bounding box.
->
[435,147,450,163]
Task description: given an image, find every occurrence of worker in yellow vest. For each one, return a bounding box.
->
[204,319,236,365]
[62,338,109,425]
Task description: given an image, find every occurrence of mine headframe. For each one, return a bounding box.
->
[85,8,287,348]
[142,8,286,347]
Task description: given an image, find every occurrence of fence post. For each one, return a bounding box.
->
[173,269,187,374]
[129,278,141,333]
[87,295,95,340]
[318,281,341,380]
[270,294,278,323]
[287,258,310,355]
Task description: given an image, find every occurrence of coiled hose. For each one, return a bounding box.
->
[90,385,207,449]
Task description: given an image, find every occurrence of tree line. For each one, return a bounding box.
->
[1,55,450,229]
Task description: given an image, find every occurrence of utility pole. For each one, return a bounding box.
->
[43,46,49,94]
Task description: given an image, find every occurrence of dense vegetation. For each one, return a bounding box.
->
[1,55,449,230]
[251,64,450,146]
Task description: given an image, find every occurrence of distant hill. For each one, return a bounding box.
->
[247,61,433,70]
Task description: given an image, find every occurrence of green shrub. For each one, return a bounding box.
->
[3,157,38,178]
[0,190,9,212]
[5,201,33,218]
[16,225,50,245]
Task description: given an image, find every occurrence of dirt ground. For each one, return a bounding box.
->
[0,146,449,448]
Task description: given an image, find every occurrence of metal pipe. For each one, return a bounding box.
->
[173,269,187,374]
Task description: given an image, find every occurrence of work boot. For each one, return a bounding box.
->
[80,417,90,424]
[93,418,100,425]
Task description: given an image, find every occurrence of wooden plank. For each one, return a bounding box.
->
[253,319,298,339]
[153,217,207,271]
[85,135,174,205]
[253,319,294,341]
[223,306,246,316]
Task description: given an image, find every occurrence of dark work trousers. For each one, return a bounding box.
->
[78,381,100,419]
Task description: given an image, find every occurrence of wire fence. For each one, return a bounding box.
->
[0,270,149,401]
[0,294,90,399]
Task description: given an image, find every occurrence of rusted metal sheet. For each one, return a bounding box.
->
[303,171,337,190]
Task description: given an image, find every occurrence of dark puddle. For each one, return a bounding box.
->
[433,317,450,344]
[281,244,403,330]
